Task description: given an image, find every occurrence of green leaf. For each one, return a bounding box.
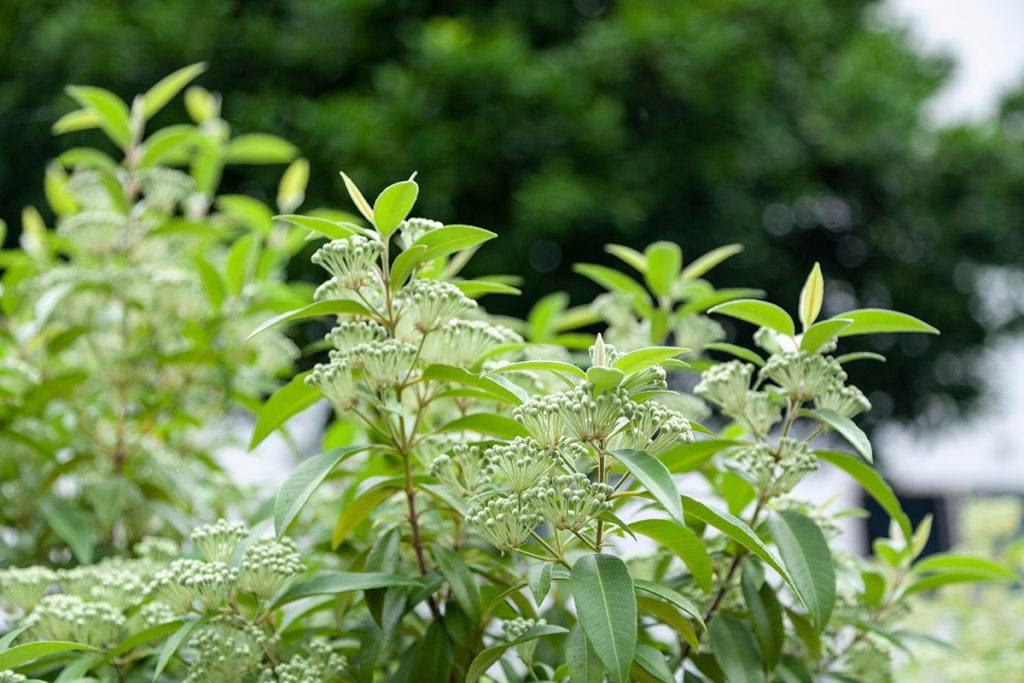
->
[274,446,366,536]
[709,299,795,337]
[800,408,872,463]
[527,291,569,340]
[390,245,427,289]
[437,413,528,439]
[661,439,738,473]
[631,519,713,593]
[451,278,522,297]
[633,579,704,627]
[775,654,815,683]
[153,616,204,682]
[225,133,299,164]
[815,450,912,542]
[741,569,784,671]
[681,496,793,589]
[912,553,1019,581]
[372,180,419,236]
[610,449,685,526]
[332,487,398,549]
[798,263,824,329]
[52,108,102,135]
[680,243,743,281]
[273,572,422,607]
[99,619,185,664]
[587,365,625,391]
[709,615,765,683]
[636,596,699,651]
[65,85,131,147]
[410,225,497,261]
[605,244,647,273]
[644,241,682,297]
[768,510,836,632]
[274,214,366,241]
[466,625,569,683]
[832,308,939,336]
[573,263,651,304]
[612,346,687,374]
[528,562,553,605]
[340,172,375,224]
[571,553,637,683]
[834,351,887,364]
[248,372,319,449]
[40,498,94,564]
[705,342,765,367]
[225,232,261,295]
[566,623,604,683]
[0,641,95,670]
[415,620,453,683]
[277,158,310,213]
[143,62,207,118]
[433,545,482,624]
[423,363,526,404]
[485,360,586,380]
[799,319,852,353]
[785,609,821,663]
[138,125,206,168]
[247,300,372,340]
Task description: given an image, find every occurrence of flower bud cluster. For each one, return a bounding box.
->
[192,519,248,563]
[184,618,269,683]
[326,320,388,352]
[815,383,871,419]
[466,497,541,554]
[306,357,356,408]
[147,558,238,612]
[556,385,636,444]
[620,364,668,395]
[61,559,147,610]
[760,352,846,401]
[238,538,305,600]
[503,617,548,640]
[347,340,418,389]
[310,235,383,291]
[23,594,124,647]
[265,640,347,683]
[610,401,693,456]
[429,445,491,497]
[734,391,784,438]
[484,438,558,493]
[0,566,56,612]
[138,167,194,213]
[0,670,26,682]
[525,474,613,532]
[398,217,443,249]
[422,319,519,367]
[674,314,725,355]
[694,361,754,415]
[514,395,567,449]
[736,437,818,496]
[134,535,179,562]
[397,279,476,333]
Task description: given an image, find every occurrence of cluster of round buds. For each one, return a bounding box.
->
[57,211,124,254]
[430,444,491,497]
[147,559,201,613]
[484,438,559,493]
[179,561,239,609]
[327,320,387,352]
[694,361,754,415]
[138,599,177,629]
[306,357,356,409]
[348,339,418,389]
[588,334,620,368]
[674,314,725,355]
[620,364,668,396]
[311,235,383,291]
[0,670,27,682]
[735,391,785,439]
[65,169,112,209]
[23,594,124,647]
[611,401,693,456]
[398,217,443,249]
[268,641,347,683]
[185,618,269,683]
[138,167,194,213]
[134,535,179,562]
[466,496,541,554]
[397,279,476,333]
[503,617,548,640]
[556,385,637,445]
[191,519,249,563]
[422,319,519,367]
[736,437,818,497]
[815,383,871,419]
[760,352,846,402]
[238,538,305,600]
[753,327,796,356]
[61,560,146,610]
[525,474,614,532]
[514,395,568,449]
[0,566,56,612]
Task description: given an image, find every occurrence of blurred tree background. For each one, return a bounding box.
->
[3,0,1024,429]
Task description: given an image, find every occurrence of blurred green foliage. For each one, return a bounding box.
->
[3,0,1024,424]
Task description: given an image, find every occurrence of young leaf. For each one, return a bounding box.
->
[40,498,94,564]
[52,108,102,135]
[644,241,682,297]
[799,318,852,353]
[65,85,132,147]
[274,214,366,241]
[437,413,528,439]
[680,243,743,281]
[225,133,299,164]
[452,278,522,297]
[485,360,586,380]
[572,263,651,304]
[248,372,319,449]
[800,408,872,463]
[373,180,418,237]
[741,569,784,671]
[143,62,207,119]
[633,642,675,683]
[631,518,713,593]
[587,365,625,391]
[339,172,375,224]
[247,300,373,340]
[566,623,604,683]
[433,545,482,624]
[410,225,497,261]
[768,510,836,632]
[605,244,647,273]
[815,450,912,542]
[709,299,795,337]
[0,641,96,670]
[272,572,422,607]
[571,553,637,683]
[466,625,569,683]
[912,553,1018,581]
[798,263,824,329]
[274,446,366,536]
[708,615,766,683]
[612,346,687,375]
[277,157,310,213]
[153,616,204,681]
[705,342,765,367]
[331,487,397,549]
[528,562,553,605]
[610,449,685,526]
[422,363,525,404]
[832,308,939,336]
[390,244,427,289]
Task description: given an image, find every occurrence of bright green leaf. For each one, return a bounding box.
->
[800,408,872,463]
[410,225,496,261]
[610,449,685,526]
[0,641,95,670]
[437,413,528,439]
[815,450,911,542]
[390,245,427,289]
[527,562,553,605]
[798,263,824,329]
[272,572,422,608]
[799,319,852,353]
[709,299,795,337]
[65,85,131,147]
[248,372,319,449]
[143,62,207,119]
[612,346,687,375]
[226,133,298,164]
[466,625,569,683]
[332,487,397,549]
[587,365,625,391]
[247,300,372,341]
[631,518,713,593]
[680,244,744,281]
[605,244,647,273]
[644,241,682,297]
[832,309,939,336]
[372,180,418,236]
[274,446,366,536]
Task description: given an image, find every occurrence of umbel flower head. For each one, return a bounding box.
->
[398,216,443,249]
[610,401,693,456]
[306,357,356,409]
[191,519,248,563]
[238,537,305,600]
[396,279,476,333]
[349,339,419,389]
[271,640,348,683]
[0,566,56,612]
[554,385,637,445]
[760,352,846,401]
[695,361,754,415]
[429,444,491,497]
[525,473,613,532]
[23,594,125,647]
[0,670,27,682]
[484,438,559,493]
[311,235,383,291]
[61,559,147,610]
[466,496,541,554]
[178,561,239,610]
[514,395,568,449]
[422,319,520,367]
[735,390,785,438]
[816,382,871,419]
[185,617,269,683]
[620,364,668,396]
[134,535,179,562]
[736,437,818,496]
[327,320,387,352]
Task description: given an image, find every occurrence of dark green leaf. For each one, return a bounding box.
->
[631,518,713,593]
[528,562,553,605]
[741,569,783,671]
[422,363,526,405]
[437,413,528,439]
[801,408,872,463]
[571,553,637,683]
[634,642,675,683]
[815,450,911,541]
[248,371,318,449]
[433,545,481,624]
[566,623,604,683]
[768,510,836,632]
[414,620,453,683]
[272,572,422,607]
[633,579,704,627]
[708,615,765,683]
[153,616,204,681]
[274,446,366,536]
[466,625,569,683]
[611,449,685,526]
[40,498,94,564]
